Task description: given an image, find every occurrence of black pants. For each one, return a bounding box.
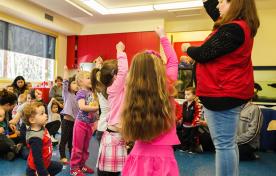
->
[238,144,257,161]
[0,134,15,153]
[97,168,120,176]
[45,120,61,136]
[26,161,62,176]
[59,119,74,158]
[176,126,199,150]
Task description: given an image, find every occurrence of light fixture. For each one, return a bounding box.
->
[81,0,108,14]
[65,0,93,16]
[108,5,154,14]
[154,1,203,11]
[77,0,203,15]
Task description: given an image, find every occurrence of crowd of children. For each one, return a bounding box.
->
[0,24,263,176]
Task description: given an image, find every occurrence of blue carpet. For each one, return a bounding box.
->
[1,136,276,176]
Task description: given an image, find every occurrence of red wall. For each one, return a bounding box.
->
[66,36,76,69]
[67,31,160,68]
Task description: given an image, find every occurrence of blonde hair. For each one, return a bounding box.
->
[22,102,44,126]
[121,52,175,142]
[76,71,90,86]
[214,0,260,37]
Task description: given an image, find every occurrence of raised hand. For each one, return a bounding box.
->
[116,41,125,52]
[155,26,166,38]
[181,43,191,53]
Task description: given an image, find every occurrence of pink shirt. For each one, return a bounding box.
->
[107,52,128,126]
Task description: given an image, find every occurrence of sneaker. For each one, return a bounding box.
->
[191,144,203,153]
[60,158,69,165]
[81,165,94,174]
[70,168,85,176]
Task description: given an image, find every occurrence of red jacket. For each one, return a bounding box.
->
[196,20,254,100]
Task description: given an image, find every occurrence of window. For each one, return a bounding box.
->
[0,20,55,82]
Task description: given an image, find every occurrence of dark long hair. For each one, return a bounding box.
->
[12,76,28,94]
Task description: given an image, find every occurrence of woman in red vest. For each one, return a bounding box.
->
[182,0,260,175]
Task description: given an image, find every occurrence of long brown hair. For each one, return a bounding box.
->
[121,52,175,142]
[214,0,260,37]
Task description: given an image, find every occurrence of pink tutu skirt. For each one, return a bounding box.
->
[122,142,179,176]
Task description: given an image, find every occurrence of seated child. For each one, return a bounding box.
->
[46,98,62,143]
[237,100,263,161]
[22,102,62,176]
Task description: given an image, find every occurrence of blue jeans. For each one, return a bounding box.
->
[204,106,242,176]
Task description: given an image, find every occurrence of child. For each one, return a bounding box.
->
[96,42,128,176]
[6,85,14,94]
[178,87,202,153]
[91,59,109,145]
[70,70,98,176]
[237,100,263,161]
[46,98,61,143]
[22,102,62,176]
[120,26,180,176]
[59,66,79,164]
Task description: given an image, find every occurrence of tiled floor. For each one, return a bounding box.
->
[1,136,276,176]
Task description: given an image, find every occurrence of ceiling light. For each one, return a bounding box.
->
[108,5,154,14]
[81,0,108,15]
[154,0,203,11]
[65,0,93,16]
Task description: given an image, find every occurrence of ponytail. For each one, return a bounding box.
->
[91,68,107,98]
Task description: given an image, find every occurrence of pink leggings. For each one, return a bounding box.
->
[70,119,93,169]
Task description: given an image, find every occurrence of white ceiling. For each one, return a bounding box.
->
[28,0,276,24]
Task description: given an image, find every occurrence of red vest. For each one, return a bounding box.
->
[27,129,52,170]
[196,20,254,100]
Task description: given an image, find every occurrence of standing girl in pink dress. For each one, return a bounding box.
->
[121,26,180,176]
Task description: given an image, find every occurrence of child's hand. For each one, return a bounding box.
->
[181,43,191,53]
[155,26,165,38]
[64,65,68,71]
[116,42,125,52]
[0,127,4,134]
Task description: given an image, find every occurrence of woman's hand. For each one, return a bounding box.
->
[181,43,191,53]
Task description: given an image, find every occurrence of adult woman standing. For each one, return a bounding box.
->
[182,0,260,175]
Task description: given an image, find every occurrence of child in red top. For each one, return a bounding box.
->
[23,102,62,176]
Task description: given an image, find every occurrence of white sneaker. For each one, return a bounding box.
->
[51,135,58,143]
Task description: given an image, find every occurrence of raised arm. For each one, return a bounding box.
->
[107,42,128,94]
[155,26,178,81]
[203,0,220,22]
